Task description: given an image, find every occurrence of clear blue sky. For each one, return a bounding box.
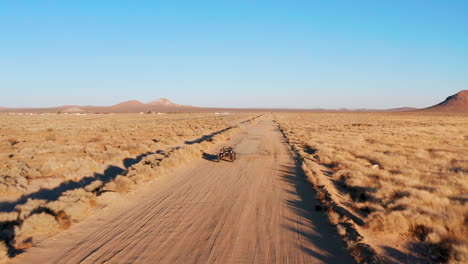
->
[1,1,467,109]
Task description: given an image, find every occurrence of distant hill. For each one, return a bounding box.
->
[423,90,468,112]
[6,94,467,113]
[113,100,146,108]
[385,107,418,112]
[147,98,191,107]
[0,98,200,113]
[102,98,194,113]
[61,107,86,113]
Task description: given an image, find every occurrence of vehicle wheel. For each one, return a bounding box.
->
[232,153,237,161]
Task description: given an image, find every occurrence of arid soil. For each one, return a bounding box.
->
[0,113,256,261]
[275,112,468,263]
[0,113,251,199]
[11,117,354,264]
[3,111,465,264]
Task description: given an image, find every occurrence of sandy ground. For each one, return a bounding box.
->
[13,117,354,264]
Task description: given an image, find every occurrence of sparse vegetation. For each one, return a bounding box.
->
[0,112,258,260]
[275,112,467,263]
[0,113,252,198]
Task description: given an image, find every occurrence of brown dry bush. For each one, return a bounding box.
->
[84,180,104,193]
[44,188,95,221]
[45,133,56,141]
[7,138,19,146]
[15,199,48,221]
[108,175,134,193]
[13,212,59,250]
[62,157,100,180]
[365,211,409,234]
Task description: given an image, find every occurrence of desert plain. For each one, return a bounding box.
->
[0,110,466,264]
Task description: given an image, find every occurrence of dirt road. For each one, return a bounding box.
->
[14,117,354,264]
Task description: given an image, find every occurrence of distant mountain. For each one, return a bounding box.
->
[385,107,418,112]
[101,98,196,113]
[6,94,467,113]
[0,98,198,113]
[113,100,145,108]
[334,107,417,112]
[61,107,86,113]
[423,90,468,112]
[147,98,174,106]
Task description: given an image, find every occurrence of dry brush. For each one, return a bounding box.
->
[275,112,467,264]
[0,113,260,262]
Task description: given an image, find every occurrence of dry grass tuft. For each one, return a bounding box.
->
[54,211,71,230]
[113,176,134,193]
[84,180,104,193]
[13,213,59,250]
[365,211,409,234]
[15,199,47,221]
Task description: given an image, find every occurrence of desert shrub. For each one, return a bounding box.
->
[44,191,93,222]
[54,211,71,230]
[7,138,19,146]
[327,210,340,225]
[13,213,59,250]
[1,160,41,181]
[40,157,61,175]
[88,147,129,164]
[15,199,47,221]
[59,189,93,204]
[159,155,181,168]
[84,180,104,193]
[126,165,158,183]
[36,141,58,153]
[135,143,151,153]
[45,133,56,141]
[452,243,468,264]
[112,175,134,193]
[171,145,203,163]
[63,201,91,220]
[62,157,99,180]
[43,188,94,221]
[0,177,28,196]
[365,211,409,234]
[354,202,384,215]
[275,112,468,262]
[159,137,178,146]
[88,136,102,143]
[14,148,36,159]
[0,212,18,223]
[0,241,8,264]
[56,144,83,154]
[336,223,347,237]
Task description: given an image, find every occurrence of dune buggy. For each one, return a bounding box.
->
[217,146,237,162]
